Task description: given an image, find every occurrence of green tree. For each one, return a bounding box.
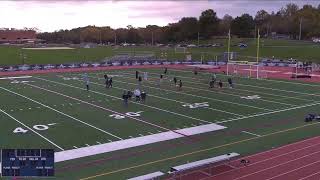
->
[199,9,219,38]
[231,14,255,37]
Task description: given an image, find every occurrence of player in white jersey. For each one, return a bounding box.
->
[82,73,90,91]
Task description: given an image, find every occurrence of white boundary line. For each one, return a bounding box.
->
[0,86,123,140]
[24,81,207,137]
[35,76,217,124]
[0,108,64,151]
[163,68,320,96]
[115,73,296,107]
[96,74,270,111]
[165,67,320,87]
[86,77,244,117]
[216,101,320,124]
[118,71,312,102]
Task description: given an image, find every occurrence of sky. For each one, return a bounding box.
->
[0,0,319,32]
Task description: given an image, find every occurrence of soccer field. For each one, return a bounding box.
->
[1,67,320,179]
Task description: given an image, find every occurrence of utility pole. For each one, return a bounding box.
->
[299,18,302,40]
[114,32,117,45]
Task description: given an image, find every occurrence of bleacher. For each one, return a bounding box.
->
[170,152,240,173]
[127,171,165,180]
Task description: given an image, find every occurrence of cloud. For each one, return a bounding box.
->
[0,0,319,32]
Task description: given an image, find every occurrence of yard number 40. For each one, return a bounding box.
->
[13,124,56,134]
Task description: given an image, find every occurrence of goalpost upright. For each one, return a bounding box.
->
[256,29,260,79]
[227,29,231,76]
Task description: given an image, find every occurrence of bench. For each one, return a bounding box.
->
[127,171,165,180]
[170,152,240,172]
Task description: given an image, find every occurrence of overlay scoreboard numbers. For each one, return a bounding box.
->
[1,149,54,177]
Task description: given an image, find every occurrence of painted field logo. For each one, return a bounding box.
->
[182,102,209,109]
[241,95,261,100]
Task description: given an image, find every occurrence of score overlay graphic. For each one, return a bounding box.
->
[1,149,54,177]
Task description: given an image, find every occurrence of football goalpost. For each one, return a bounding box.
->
[226,29,266,79]
[291,61,313,78]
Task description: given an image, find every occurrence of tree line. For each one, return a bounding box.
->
[37,3,320,44]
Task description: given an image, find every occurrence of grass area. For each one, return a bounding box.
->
[0,67,320,179]
[0,38,320,65]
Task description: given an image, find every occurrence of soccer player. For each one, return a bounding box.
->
[138,76,142,88]
[136,71,139,79]
[143,72,148,81]
[127,90,133,100]
[108,77,113,88]
[141,91,146,103]
[178,80,182,91]
[212,73,217,81]
[194,68,198,76]
[164,67,168,75]
[134,89,141,102]
[158,74,163,87]
[104,74,109,88]
[122,91,129,107]
[173,77,177,86]
[218,80,223,88]
[82,73,90,91]
[209,80,215,88]
[228,77,234,88]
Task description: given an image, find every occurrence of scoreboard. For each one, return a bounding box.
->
[1,149,54,177]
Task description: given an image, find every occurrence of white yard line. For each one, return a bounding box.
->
[116,72,297,107]
[118,71,312,102]
[165,67,320,88]
[87,77,244,117]
[242,131,261,137]
[96,74,270,111]
[0,86,123,140]
[24,80,200,137]
[165,68,320,96]
[0,108,64,151]
[216,101,320,124]
[35,77,216,124]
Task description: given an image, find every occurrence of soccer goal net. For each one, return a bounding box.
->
[291,62,312,78]
[227,61,267,79]
[175,47,186,54]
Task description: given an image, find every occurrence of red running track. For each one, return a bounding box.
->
[194,136,320,180]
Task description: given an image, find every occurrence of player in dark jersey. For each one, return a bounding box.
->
[218,80,223,88]
[141,91,146,103]
[109,78,113,88]
[136,71,139,79]
[173,77,177,86]
[228,78,234,88]
[138,76,142,89]
[122,91,129,107]
[178,80,182,91]
[104,74,109,88]
[164,67,168,75]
